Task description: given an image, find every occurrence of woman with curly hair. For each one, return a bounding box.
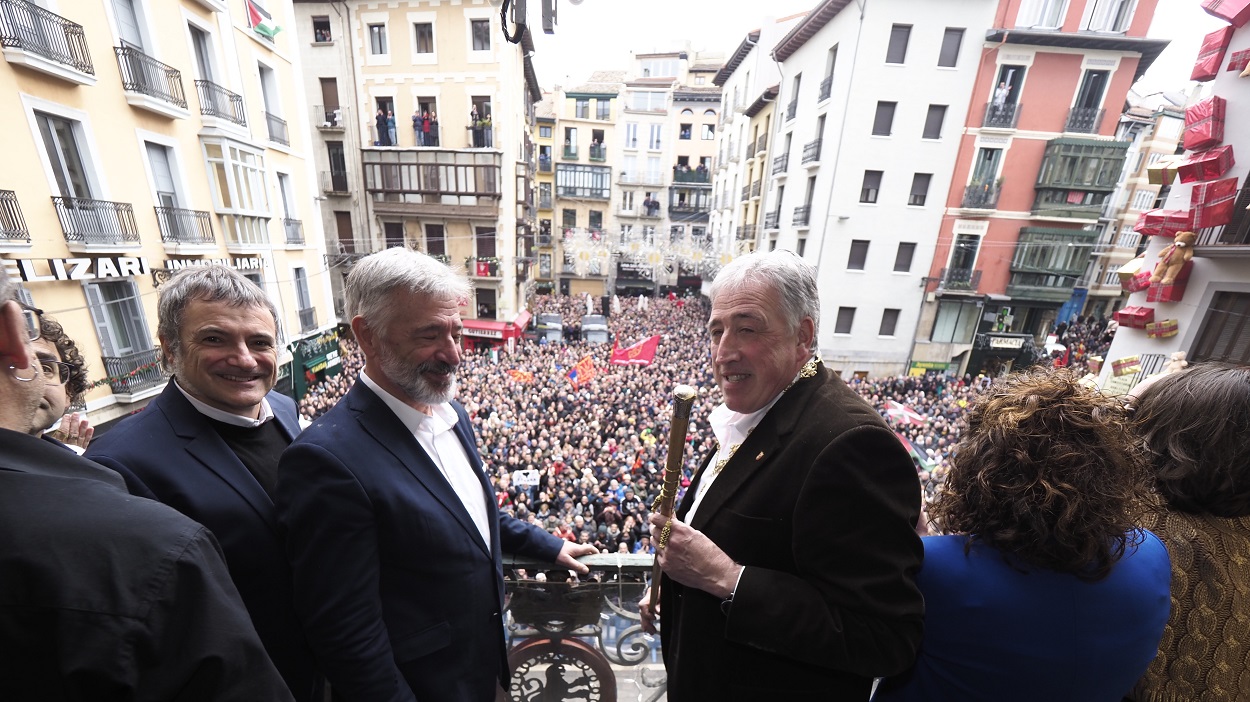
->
[874,368,1170,702]
[1129,363,1250,702]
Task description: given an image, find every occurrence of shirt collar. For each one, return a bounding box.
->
[358,370,459,437]
[708,355,817,448]
[174,378,274,428]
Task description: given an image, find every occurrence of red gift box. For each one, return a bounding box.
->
[1184,96,1227,151]
[1191,177,1240,229]
[1115,306,1156,329]
[1133,209,1194,237]
[1123,270,1153,293]
[1203,0,1250,27]
[1193,26,1235,80]
[1228,48,1250,72]
[1178,145,1235,183]
[1146,261,1194,303]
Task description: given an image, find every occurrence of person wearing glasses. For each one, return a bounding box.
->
[27,315,92,453]
[0,280,293,699]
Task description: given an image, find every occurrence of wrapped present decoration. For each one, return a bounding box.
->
[1133,209,1194,237]
[1147,155,1186,186]
[1115,305,1156,329]
[1123,270,1153,293]
[1146,260,1195,303]
[1117,256,1146,285]
[1112,356,1143,377]
[1087,356,1103,376]
[1203,0,1250,27]
[1146,319,1180,339]
[1191,177,1240,229]
[1178,145,1235,184]
[1229,48,1250,72]
[1194,26,1236,80]
[1184,96,1227,152]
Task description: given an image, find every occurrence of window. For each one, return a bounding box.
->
[938,28,964,67]
[204,140,270,246]
[923,104,947,139]
[860,170,882,204]
[539,125,552,138]
[471,19,490,51]
[425,223,445,255]
[1083,0,1135,32]
[679,123,692,140]
[368,23,387,54]
[796,236,807,256]
[575,98,589,119]
[293,267,313,328]
[589,210,603,231]
[627,91,666,111]
[312,16,332,42]
[648,124,662,150]
[562,209,577,228]
[909,173,932,206]
[1131,189,1155,210]
[886,24,911,64]
[872,101,896,136]
[640,58,679,78]
[475,227,496,257]
[1018,0,1069,29]
[1192,291,1250,364]
[847,240,869,270]
[704,109,716,117]
[36,112,94,199]
[596,99,610,120]
[624,122,638,148]
[1074,69,1109,111]
[413,22,433,53]
[701,124,715,140]
[894,242,916,272]
[556,164,611,199]
[879,309,901,336]
[334,211,353,253]
[834,307,856,335]
[949,232,981,273]
[85,281,154,357]
[930,300,980,343]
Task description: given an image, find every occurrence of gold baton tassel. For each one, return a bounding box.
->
[650,384,698,611]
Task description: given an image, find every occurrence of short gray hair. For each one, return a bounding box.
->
[345,248,470,336]
[709,250,819,351]
[158,266,279,357]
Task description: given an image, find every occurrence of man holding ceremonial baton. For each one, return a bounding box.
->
[641,250,924,699]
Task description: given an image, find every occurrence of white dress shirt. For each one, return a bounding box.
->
[174,379,275,427]
[685,392,783,524]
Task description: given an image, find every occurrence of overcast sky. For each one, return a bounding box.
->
[528,0,1225,97]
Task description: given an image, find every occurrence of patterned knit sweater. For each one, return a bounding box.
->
[1132,509,1250,702]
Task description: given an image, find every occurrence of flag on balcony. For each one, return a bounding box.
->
[884,400,926,427]
[609,335,661,366]
[247,0,282,37]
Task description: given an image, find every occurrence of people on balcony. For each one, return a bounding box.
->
[386,111,397,147]
[375,109,391,146]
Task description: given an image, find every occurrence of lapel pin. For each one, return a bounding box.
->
[755,452,764,461]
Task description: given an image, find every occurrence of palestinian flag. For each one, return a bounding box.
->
[247,0,281,37]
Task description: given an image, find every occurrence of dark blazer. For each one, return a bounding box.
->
[275,381,564,702]
[660,363,925,701]
[85,383,319,702]
[0,427,294,701]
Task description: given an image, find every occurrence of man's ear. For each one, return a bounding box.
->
[0,300,33,371]
[351,316,374,357]
[797,316,815,355]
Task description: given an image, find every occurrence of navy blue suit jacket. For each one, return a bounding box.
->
[275,381,563,702]
[86,382,319,702]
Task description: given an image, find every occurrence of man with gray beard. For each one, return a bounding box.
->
[276,248,595,702]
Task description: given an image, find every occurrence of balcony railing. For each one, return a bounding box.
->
[618,172,663,186]
[786,99,798,121]
[983,101,1021,129]
[669,202,710,216]
[265,111,289,145]
[154,206,213,245]
[962,182,1001,209]
[562,145,578,160]
[755,134,767,154]
[764,210,780,229]
[0,0,94,76]
[737,224,757,241]
[741,185,750,201]
[194,79,246,126]
[114,45,186,108]
[818,74,833,101]
[938,267,982,291]
[0,190,30,243]
[466,257,501,277]
[538,156,552,173]
[321,170,350,194]
[1065,106,1104,134]
[538,196,552,209]
[469,125,493,148]
[283,217,304,245]
[672,168,710,184]
[802,139,822,164]
[312,104,345,130]
[298,306,316,333]
[589,144,606,161]
[102,347,166,396]
[772,153,789,175]
[793,205,811,226]
[52,196,140,246]
[751,180,761,198]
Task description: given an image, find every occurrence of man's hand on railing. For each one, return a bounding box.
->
[638,585,659,634]
[555,541,598,575]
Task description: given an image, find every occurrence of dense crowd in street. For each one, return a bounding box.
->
[293,294,1015,549]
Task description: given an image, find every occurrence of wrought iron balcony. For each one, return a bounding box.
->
[772,153,789,175]
[321,170,350,195]
[114,45,186,108]
[756,134,767,154]
[793,205,811,226]
[962,181,1001,209]
[283,217,303,245]
[819,74,833,101]
[562,145,578,160]
[0,0,94,78]
[786,99,798,121]
[52,196,140,246]
[737,224,757,241]
[982,101,1020,129]
[538,195,552,209]
[538,155,552,173]
[938,267,981,291]
[312,104,344,130]
[589,144,606,162]
[298,306,316,333]
[741,185,750,201]
[1065,106,1104,134]
[672,168,710,184]
[618,172,664,186]
[154,206,213,245]
[764,210,780,229]
[802,138,822,164]
[0,190,30,243]
[102,348,166,396]
[265,111,289,145]
[751,180,761,199]
[195,80,246,126]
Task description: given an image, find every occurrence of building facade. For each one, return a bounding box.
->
[0,0,331,426]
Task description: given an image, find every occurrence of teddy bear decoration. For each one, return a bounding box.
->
[1150,230,1196,286]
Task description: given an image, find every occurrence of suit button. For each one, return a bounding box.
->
[491,611,500,619]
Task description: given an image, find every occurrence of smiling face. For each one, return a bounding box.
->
[31,337,66,433]
[358,289,463,414]
[708,281,814,414]
[167,299,277,418]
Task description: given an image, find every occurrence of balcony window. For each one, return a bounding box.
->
[556,164,611,200]
[85,279,161,392]
[195,80,246,126]
[114,46,187,110]
[0,0,95,82]
[885,24,911,64]
[0,190,29,242]
[860,170,882,204]
[679,123,692,140]
[204,140,270,246]
[938,28,964,67]
[1191,292,1250,364]
[312,16,332,42]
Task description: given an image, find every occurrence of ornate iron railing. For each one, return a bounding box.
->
[802,139,822,164]
[793,205,811,226]
[52,196,140,245]
[283,217,303,245]
[983,101,1020,129]
[938,267,981,291]
[114,45,186,108]
[265,111,289,145]
[819,74,833,101]
[195,79,246,125]
[962,182,1001,209]
[154,206,214,245]
[0,0,93,75]
[298,306,316,332]
[1065,106,1104,134]
[0,190,30,243]
[102,347,166,395]
[772,154,788,175]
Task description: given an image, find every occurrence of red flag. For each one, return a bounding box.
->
[506,369,534,383]
[610,335,661,366]
[884,400,926,426]
[567,355,596,388]
[475,260,491,277]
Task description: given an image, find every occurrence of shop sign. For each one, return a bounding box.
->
[464,327,504,339]
[989,336,1025,349]
[2,256,150,282]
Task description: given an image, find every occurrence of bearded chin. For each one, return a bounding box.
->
[379,349,457,407]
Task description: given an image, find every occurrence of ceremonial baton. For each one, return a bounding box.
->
[650,384,698,610]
